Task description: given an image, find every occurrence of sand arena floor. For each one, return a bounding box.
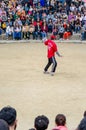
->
[0,42,86,130]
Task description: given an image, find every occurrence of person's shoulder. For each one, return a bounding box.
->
[57,126,68,130]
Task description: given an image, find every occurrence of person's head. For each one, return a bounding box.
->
[0,106,17,130]
[34,115,49,130]
[83,111,86,117]
[0,119,9,130]
[55,114,66,126]
[29,128,35,130]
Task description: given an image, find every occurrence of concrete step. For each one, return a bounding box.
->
[70,33,81,40]
[0,32,82,40]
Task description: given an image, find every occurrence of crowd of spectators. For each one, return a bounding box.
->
[0,0,86,40]
[0,106,86,130]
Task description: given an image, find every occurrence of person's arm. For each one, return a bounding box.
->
[56,51,62,57]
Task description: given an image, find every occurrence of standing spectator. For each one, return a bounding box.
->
[0,119,9,130]
[0,106,17,130]
[52,114,68,130]
[76,111,86,130]
[34,115,49,130]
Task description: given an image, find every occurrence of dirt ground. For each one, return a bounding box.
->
[0,42,86,130]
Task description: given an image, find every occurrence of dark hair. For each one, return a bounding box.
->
[0,106,17,126]
[0,119,9,130]
[34,115,49,130]
[55,114,66,126]
[84,111,86,117]
[29,128,35,130]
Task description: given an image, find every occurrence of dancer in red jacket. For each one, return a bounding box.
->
[43,38,62,76]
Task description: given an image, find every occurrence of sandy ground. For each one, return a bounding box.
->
[0,42,86,130]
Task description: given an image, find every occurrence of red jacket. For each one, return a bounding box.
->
[41,25,48,32]
[44,39,58,58]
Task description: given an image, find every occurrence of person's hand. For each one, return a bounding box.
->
[59,55,63,57]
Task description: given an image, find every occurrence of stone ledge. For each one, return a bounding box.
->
[0,39,86,44]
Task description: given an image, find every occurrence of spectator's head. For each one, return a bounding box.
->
[29,128,35,130]
[84,111,86,117]
[55,114,66,126]
[0,119,9,130]
[34,115,49,130]
[0,106,17,130]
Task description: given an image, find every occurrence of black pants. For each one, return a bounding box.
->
[44,57,57,72]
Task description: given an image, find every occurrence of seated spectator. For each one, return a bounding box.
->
[68,12,75,23]
[6,18,13,27]
[17,17,23,27]
[36,18,43,27]
[35,22,42,40]
[41,22,48,39]
[48,19,53,33]
[81,23,86,40]
[63,22,67,31]
[58,24,65,40]
[1,8,7,22]
[28,24,35,39]
[0,106,17,130]
[74,19,81,33]
[22,23,29,39]
[52,114,68,130]
[40,0,46,7]
[6,25,13,39]
[0,119,9,130]
[1,21,6,32]
[24,3,29,14]
[13,23,22,40]
[34,115,49,130]
[47,12,54,22]
[70,3,76,12]
[0,27,2,35]
[50,25,58,40]
[20,13,26,25]
[63,23,72,39]
[28,5,33,16]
